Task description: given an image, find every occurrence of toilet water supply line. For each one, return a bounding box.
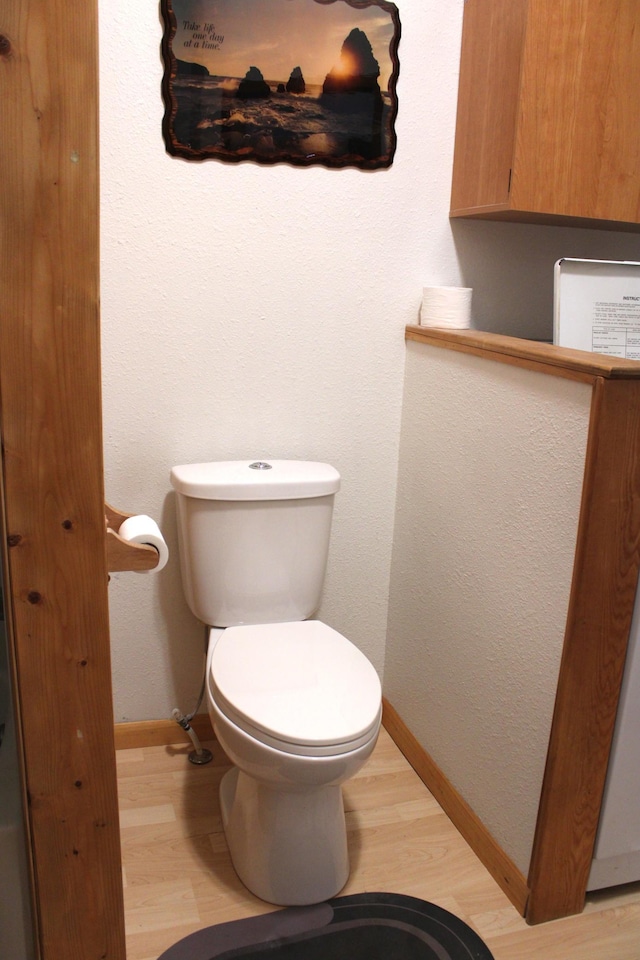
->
[172,625,213,765]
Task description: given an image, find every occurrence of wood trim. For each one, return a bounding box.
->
[449,206,640,233]
[0,1,126,958]
[526,376,640,923]
[382,698,530,916]
[115,713,215,750]
[450,202,512,218]
[405,326,640,382]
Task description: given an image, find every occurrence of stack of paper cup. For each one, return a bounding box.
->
[419,286,472,329]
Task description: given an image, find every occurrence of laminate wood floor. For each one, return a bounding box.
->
[117,727,640,960]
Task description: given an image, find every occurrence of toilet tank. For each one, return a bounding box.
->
[169,460,341,628]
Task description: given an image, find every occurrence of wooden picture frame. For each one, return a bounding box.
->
[160,0,400,169]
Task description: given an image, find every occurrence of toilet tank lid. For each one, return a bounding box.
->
[170,460,341,501]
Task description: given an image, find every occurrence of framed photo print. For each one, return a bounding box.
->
[160,0,400,169]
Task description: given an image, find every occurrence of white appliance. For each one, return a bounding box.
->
[588,596,640,889]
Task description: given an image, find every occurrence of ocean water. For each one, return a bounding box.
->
[166,75,396,168]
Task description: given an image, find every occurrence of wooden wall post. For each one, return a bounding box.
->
[0,0,126,957]
[527,377,640,923]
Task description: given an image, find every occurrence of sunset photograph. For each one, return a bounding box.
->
[161,0,400,168]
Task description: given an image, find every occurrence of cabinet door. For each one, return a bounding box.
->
[450,0,528,215]
[512,0,640,225]
[451,0,640,230]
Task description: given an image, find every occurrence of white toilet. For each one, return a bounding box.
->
[169,459,382,906]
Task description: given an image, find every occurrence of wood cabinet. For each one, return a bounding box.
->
[450,0,640,232]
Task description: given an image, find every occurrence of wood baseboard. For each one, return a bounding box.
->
[114,713,215,750]
[382,697,530,916]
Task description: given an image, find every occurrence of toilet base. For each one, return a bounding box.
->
[219,766,349,906]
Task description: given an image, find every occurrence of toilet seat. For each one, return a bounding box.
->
[209,620,382,758]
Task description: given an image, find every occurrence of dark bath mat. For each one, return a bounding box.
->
[157,892,494,960]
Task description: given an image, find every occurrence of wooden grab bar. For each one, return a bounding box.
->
[105,502,160,572]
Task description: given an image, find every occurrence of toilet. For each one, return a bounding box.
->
[169,459,382,906]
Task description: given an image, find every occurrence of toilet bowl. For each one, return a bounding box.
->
[206,620,382,905]
[170,459,383,905]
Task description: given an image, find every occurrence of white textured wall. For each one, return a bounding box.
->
[385,341,592,874]
[99,0,640,722]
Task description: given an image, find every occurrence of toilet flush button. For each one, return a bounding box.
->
[249,461,272,470]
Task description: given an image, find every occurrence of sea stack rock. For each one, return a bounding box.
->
[237,66,271,99]
[176,59,210,78]
[321,28,382,107]
[321,28,384,159]
[286,66,306,94]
